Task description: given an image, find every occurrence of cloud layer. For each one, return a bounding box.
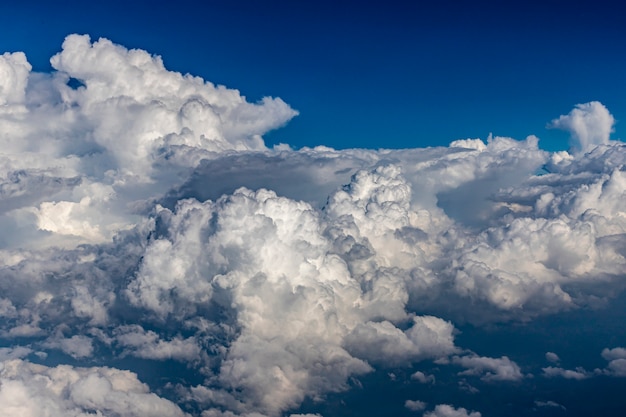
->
[1,35,625,416]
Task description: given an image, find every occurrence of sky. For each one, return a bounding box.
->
[1,1,626,417]
[1,0,624,150]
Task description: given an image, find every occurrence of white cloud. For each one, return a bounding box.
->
[601,347,626,376]
[452,354,524,382]
[548,101,615,153]
[411,370,435,384]
[0,359,188,417]
[605,359,626,377]
[114,325,203,362]
[0,346,32,362]
[423,404,481,417]
[542,366,590,380]
[0,52,31,105]
[601,347,626,361]
[405,399,427,411]
[56,335,94,359]
[545,352,560,363]
[458,380,479,394]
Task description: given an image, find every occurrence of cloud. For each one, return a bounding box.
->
[0,52,31,105]
[605,359,626,377]
[43,333,94,359]
[534,400,566,410]
[0,346,32,361]
[542,348,626,379]
[411,370,436,384]
[405,399,427,411]
[343,316,458,366]
[542,366,590,380]
[545,352,560,363]
[113,325,203,362]
[1,34,626,417]
[0,359,188,417]
[423,404,481,417]
[601,347,626,361]
[548,101,615,153]
[451,354,524,382]
[602,347,626,376]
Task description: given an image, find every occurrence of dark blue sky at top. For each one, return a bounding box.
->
[1,0,624,151]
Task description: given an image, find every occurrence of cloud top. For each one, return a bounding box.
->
[549,101,615,152]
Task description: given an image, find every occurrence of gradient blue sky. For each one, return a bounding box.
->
[1,0,624,151]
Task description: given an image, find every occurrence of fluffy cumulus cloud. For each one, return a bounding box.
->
[549,101,615,153]
[405,399,427,411]
[423,404,481,417]
[451,354,524,382]
[534,400,566,411]
[542,366,590,380]
[545,352,560,363]
[1,35,626,416]
[602,347,626,377]
[411,370,436,384]
[0,34,297,248]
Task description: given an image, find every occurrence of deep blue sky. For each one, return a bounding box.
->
[1,0,624,150]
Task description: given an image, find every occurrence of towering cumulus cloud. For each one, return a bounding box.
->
[1,35,625,416]
[548,101,615,153]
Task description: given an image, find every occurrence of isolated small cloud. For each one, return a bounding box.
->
[114,325,203,362]
[458,380,479,394]
[548,101,615,152]
[601,347,626,361]
[53,335,94,359]
[0,52,31,107]
[545,352,560,363]
[0,346,32,362]
[405,399,427,411]
[534,400,566,410]
[424,404,481,417]
[601,347,626,376]
[452,354,524,382]
[542,366,590,380]
[411,370,435,384]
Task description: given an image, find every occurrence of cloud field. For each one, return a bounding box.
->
[1,35,625,416]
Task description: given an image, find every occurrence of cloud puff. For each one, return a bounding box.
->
[545,352,560,363]
[423,404,481,417]
[548,101,615,153]
[125,183,461,415]
[534,400,566,410]
[411,370,436,384]
[451,354,524,382]
[0,34,297,247]
[405,399,427,411]
[0,52,31,105]
[602,347,626,377]
[0,359,188,417]
[601,347,626,361]
[542,366,590,380]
